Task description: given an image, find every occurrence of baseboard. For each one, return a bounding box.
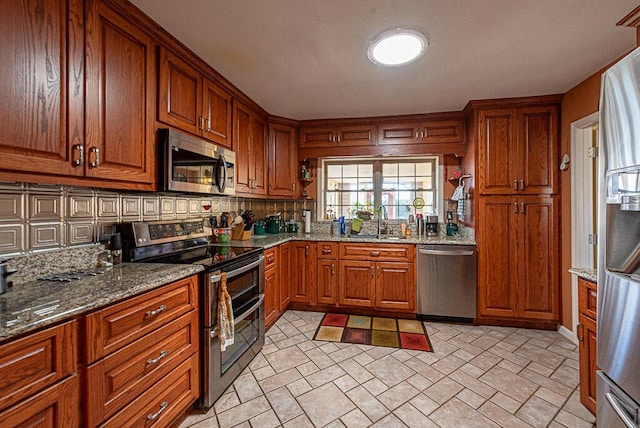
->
[558,325,578,345]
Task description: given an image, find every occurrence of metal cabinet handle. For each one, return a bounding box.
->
[291,183,295,191]
[145,304,166,317]
[147,350,168,365]
[605,392,637,428]
[305,246,309,257]
[147,401,168,420]
[415,129,420,141]
[73,144,84,166]
[520,202,525,214]
[519,179,525,190]
[370,251,380,256]
[513,201,518,213]
[205,118,211,132]
[267,256,275,264]
[377,266,380,275]
[577,324,584,342]
[513,180,518,191]
[89,147,100,168]
[322,249,332,254]
[371,266,375,277]
[199,116,205,130]
[331,264,335,275]
[336,134,341,143]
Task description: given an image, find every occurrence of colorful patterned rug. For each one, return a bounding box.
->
[313,313,433,352]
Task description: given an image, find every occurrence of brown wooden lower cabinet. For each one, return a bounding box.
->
[317,259,338,305]
[0,373,79,427]
[289,242,317,304]
[578,277,598,415]
[279,243,292,310]
[339,260,375,307]
[265,266,280,328]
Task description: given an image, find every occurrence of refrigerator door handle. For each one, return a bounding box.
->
[605,392,637,428]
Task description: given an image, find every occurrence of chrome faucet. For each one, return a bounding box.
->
[377,205,388,236]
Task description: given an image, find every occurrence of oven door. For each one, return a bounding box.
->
[199,256,265,409]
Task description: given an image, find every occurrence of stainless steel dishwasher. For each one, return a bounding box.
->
[417,244,477,322]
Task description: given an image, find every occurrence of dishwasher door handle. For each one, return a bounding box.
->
[418,249,475,256]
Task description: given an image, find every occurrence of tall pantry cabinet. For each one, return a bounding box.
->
[466,96,561,325]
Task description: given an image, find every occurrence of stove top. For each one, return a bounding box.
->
[131,244,263,271]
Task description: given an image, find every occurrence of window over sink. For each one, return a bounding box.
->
[321,157,438,220]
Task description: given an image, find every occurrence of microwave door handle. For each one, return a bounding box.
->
[225,255,264,280]
[218,155,227,193]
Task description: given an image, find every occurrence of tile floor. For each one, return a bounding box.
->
[180,311,596,428]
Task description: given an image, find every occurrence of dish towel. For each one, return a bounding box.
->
[218,272,234,351]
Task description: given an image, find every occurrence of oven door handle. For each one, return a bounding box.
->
[208,255,264,285]
[209,293,265,339]
[225,255,265,280]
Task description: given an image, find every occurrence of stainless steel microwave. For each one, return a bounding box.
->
[159,128,235,195]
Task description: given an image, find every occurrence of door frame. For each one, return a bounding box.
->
[569,111,599,341]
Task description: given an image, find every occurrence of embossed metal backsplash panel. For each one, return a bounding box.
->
[0,182,315,256]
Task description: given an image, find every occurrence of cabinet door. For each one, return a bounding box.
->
[233,102,252,193]
[420,119,463,144]
[375,262,415,311]
[518,196,558,320]
[339,260,375,307]
[578,313,597,415]
[299,127,337,148]
[338,125,375,146]
[0,374,79,428]
[0,0,83,177]
[477,109,518,195]
[378,122,420,145]
[85,0,155,183]
[289,243,317,304]
[317,259,338,305]
[477,197,518,318]
[279,243,291,310]
[517,106,558,194]
[251,114,268,195]
[158,48,202,136]
[265,267,280,328]
[268,123,297,197]
[202,77,232,148]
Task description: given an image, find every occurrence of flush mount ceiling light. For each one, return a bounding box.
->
[367,28,428,67]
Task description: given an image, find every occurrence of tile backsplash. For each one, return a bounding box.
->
[0,182,315,256]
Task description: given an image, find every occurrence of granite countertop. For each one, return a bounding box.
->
[0,263,203,342]
[229,232,476,249]
[569,268,598,283]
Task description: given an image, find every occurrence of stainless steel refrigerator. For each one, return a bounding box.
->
[597,45,640,427]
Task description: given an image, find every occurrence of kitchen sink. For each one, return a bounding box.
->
[346,234,379,239]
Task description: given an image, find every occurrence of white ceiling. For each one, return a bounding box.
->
[131,0,638,120]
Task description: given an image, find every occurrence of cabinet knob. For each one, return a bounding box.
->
[577,323,584,342]
[520,202,525,214]
[305,246,309,257]
[513,201,518,214]
[513,180,518,191]
[371,266,375,277]
[331,264,335,275]
[199,116,205,131]
[205,118,211,132]
[519,179,525,190]
[322,249,332,254]
[370,251,380,256]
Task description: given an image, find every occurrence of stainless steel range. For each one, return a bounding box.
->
[119,219,265,410]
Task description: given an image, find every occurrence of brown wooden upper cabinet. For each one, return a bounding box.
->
[378,119,463,145]
[85,0,156,184]
[234,102,267,195]
[158,47,232,148]
[268,123,298,197]
[0,0,155,186]
[477,105,558,195]
[299,125,374,148]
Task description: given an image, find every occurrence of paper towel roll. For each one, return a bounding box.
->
[304,210,311,234]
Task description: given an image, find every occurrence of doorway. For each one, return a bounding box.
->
[570,112,599,338]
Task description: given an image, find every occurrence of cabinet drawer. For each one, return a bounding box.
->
[86,311,198,426]
[102,354,199,428]
[339,243,415,262]
[85,275,198,363]
[317,242,339,259]
[0,373,79,427]
[578,278,597,320]
[265,247,279,270]
[0,320,76,412]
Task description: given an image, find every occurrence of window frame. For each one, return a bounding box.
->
[320,156,439,220]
